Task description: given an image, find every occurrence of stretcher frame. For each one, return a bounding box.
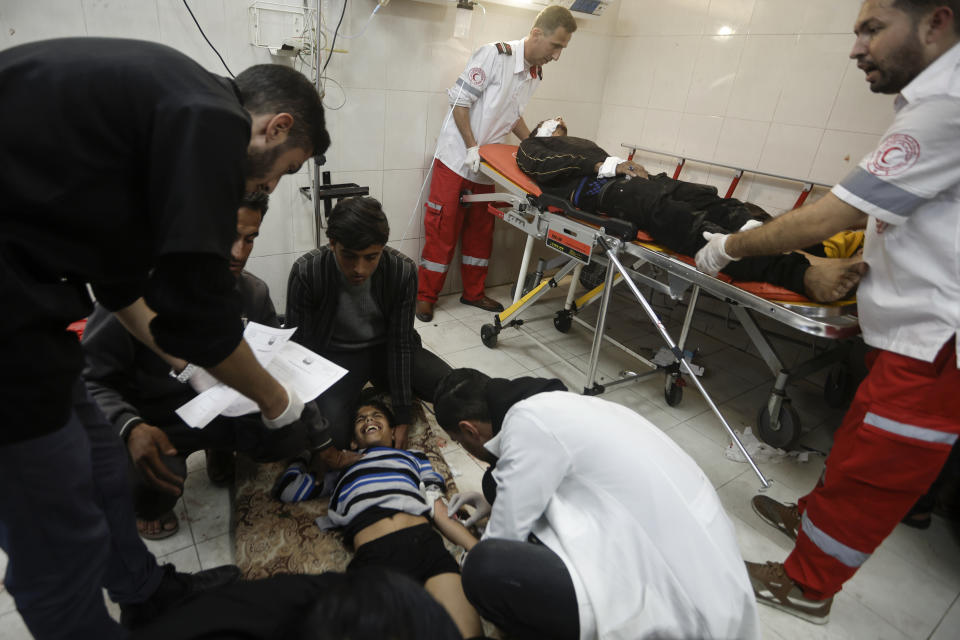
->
[465,144,861,457]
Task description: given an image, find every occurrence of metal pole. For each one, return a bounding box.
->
[596,236,770,488]
[583,255,619,393]
[311,0,324,249]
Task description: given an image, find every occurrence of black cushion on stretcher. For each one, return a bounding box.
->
[531,193,637,241]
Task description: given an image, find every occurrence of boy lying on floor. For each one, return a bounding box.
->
[273,400,484,639]
[517,118,866,303]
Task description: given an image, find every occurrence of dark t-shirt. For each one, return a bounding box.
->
[0,38,252,443]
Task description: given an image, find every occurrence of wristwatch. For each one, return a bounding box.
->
[169,363,198,384]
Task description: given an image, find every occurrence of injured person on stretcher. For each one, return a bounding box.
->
[517,119,867,303]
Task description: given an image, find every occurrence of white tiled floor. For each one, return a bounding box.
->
[2,282,959,639]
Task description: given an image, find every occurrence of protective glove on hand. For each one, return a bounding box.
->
[465,146,482,173]
[447,491,492,527]
[695,232,737,277]
[262,381,305,430]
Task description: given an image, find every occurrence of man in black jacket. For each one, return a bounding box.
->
[287,197,452,450]
[517,119,865,302]
[0,38,329,638]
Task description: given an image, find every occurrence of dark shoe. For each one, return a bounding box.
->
[205,449,235,486]
[746,561,832,624]
[459,295,504,313]
[751,495,800,541]
[416,299,435,322]
[120,563,241,629]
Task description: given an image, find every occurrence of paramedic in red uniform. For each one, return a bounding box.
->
[695,0,960,624]
[415,6,577,322]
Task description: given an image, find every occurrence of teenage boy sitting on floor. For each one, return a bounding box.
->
[274,399,484,639]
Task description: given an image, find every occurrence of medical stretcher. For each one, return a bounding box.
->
[465,144,860,460]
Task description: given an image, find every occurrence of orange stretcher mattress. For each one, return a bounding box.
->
[479,143,825,305]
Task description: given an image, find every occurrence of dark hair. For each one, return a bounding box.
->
[288,568,462,640]
[239,191,269,218]
[533,5,578,35]
[433,368,491,435]
[893,0,960,31]
[354,398,396,429]
[235,64,331,158]
[327,197,390,249]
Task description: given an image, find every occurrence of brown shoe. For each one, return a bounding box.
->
[416,300,434,322]
[746,561,832,624]
[751,495,800,541]
[459,295,504,313]
[205,449,235,486]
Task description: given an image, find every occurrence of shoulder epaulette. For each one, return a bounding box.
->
[495,42,513,55]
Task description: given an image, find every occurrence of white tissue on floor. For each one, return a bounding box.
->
[724,427,815,464]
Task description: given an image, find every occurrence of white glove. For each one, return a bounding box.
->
[187,367,218,394]
[447,491,491,527]
[465,146,481,173]
[738,219,763,232]
[695,232,737,276]
[262,381,305,430]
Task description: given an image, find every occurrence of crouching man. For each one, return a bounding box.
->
[431,369,760,640]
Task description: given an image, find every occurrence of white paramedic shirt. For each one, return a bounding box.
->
[482,392,760,640]
[832,42,960,365]
[435,38,541,184]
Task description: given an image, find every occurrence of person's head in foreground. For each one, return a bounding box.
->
[286,567,462,640]
[327,196,390,287]
[530,116,568,138]
[524,6,577,66]
[236,64,331,194]
[352,399,398,450]
[433,368,501,464]
[851,0,959,94]
[229,191,269,277]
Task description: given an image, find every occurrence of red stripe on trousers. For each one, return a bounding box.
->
[786,338,960,600]
[418,158,495,303]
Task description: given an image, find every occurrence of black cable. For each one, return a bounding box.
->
[183,0,235,78]
[320,0,349,77]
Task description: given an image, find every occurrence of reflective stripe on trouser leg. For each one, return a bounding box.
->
[419,158,468,302]
[460,180,496,300]
[786,341,960,600]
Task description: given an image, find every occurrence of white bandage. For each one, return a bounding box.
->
[598,156,625,179]
[187,367,218,394]
[535,118,562,137]
[425,485,445,517]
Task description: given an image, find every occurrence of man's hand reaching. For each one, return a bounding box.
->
[695,232,737,276]
[127,423,183,496]
[447,491,492,527]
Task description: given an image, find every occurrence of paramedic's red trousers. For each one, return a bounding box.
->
[418,158,495,303]
[786,338,960,599]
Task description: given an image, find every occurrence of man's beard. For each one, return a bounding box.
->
[868,34,926,94]
[243,143,288,183]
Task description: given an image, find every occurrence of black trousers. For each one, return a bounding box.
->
[596,175,812,295]
[462,538,580,640]
[132,414,312,520]
[317,342,452,448]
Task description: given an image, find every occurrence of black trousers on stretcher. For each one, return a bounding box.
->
[591,175,811,295]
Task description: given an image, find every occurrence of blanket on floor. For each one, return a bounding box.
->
[233,408,459,579]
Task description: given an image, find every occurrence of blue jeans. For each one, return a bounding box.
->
[0,380,163,639]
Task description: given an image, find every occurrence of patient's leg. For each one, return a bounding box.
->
[424,573,484,639]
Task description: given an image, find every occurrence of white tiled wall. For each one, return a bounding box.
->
[0,0,615,312]
[597,0,897,215]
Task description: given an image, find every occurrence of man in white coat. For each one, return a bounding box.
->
[430,369,759,640]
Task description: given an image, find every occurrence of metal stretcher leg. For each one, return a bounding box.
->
[597,237,771,488]
[513,235,536,304]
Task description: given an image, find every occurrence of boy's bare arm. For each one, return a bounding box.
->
[433,499,478,551]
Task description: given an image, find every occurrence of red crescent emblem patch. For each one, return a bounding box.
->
[867,133,920,177]
[468,67,486,87]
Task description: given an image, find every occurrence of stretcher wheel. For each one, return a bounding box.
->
[756,402,801,450]
[554,311,572,333]
[480,324,498,348]
[823,364,853,408]
[664,376,683,407]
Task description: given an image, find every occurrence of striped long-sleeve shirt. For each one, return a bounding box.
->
[285,246,419,423]
[327,447,444,535]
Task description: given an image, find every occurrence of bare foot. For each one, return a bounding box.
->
[803,257,868,302]
[137,510,179,540]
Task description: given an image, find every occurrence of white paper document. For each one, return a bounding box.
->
[175,322,347,429]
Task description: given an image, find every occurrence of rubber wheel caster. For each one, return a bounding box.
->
[554,312,572,333]
[480,324,498,348]
[756,402,801,450]
[664,377,683,406]
[823,364,853,408]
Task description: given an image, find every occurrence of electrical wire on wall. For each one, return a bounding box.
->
[183,0,234,77]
